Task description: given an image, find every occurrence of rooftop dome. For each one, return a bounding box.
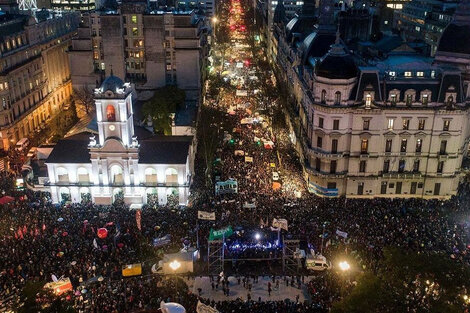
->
[100,74,124,93]
[315,35,358,79]
[437,0,470,55]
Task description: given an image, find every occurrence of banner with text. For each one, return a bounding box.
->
[209,226,233,241]
[198,211,216,221]
[272,218,288,231]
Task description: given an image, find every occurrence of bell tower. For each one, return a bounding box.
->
[92,75,136,148]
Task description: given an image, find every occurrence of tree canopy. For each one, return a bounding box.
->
[332,248,470,313]
[142,85,186,135]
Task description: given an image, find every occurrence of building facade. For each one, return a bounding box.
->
[45,75,194,205]
[69,2,208,100]
[273,1,470,198]
[0,3,79,150]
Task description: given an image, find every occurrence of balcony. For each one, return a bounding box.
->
[380,171,423,179]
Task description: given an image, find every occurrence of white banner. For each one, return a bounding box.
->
[198,211,216,221]
[242,202,256,209]
[197,300,220,313]
[272,218,288,231]
[336,229,348,238]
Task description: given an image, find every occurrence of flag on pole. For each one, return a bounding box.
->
[136,209,142,231]
[272,218,288,231]
[198,210,216,221]
[196,300,220,313]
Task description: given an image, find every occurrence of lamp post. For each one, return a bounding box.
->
[212,16,218,42]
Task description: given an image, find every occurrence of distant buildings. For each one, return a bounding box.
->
[50,0,95,12]
[394,0,458,56]
[69,1,209,100]
[0,1,79,150]
[271,0,470,199]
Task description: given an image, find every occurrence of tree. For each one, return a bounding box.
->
[72,85,94,115]
[332,248,470,313]
[142,85,186,135]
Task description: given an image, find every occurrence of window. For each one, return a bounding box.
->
[400,139,407,152]
[434,183,441,195]
[359,160,366,173]
[365,94,372,108]
[106,105,116,122]
[131,15,137,23]
[333,119,339,130]
[387,118,394,130]
[390,94,397,105]
[418,119,425,130]
[417,71,424,77]
[317,136,323,148]
[437,161,444,173]
[402,119,410,130]
[447,95,454,104]
[389,71,395,77]
[381,182,387,194]
[410,182,417,194]
[361,139,368,154]
[422,94,428,105]
[398,160,405,172]
[406,94,412,105]
[443,120,450,131]
[334,91,341,105]
[132,27,138,36]
[396,182,402,194]
[416,139,422,152]
[331,139,338,153]
[404,71,412,77]
[357,182,364,195]
[439,140,447,155]
[315,158,321,171]
[330,160,337,174]
[321,90,326,104]
[363,120,369,130]
[318,117,324,128]
[412,159,420,172]
[385,139,392,152]
[383,160,390,173]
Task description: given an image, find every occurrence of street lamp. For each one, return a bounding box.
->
[212,16,218,23]
[339,261,350,271]
[254,232,261,240]
[169,260,181,271]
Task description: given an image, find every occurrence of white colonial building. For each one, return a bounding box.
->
[45,75,194,205]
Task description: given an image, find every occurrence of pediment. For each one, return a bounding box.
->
[101,138,126,152]
[398,131,412,137]
[383,131,396,137]
[415,131,427,137]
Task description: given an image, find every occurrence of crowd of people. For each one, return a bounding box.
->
[1,0,470,312]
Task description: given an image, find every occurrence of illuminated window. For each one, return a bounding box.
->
[404,71,412,77]
[132,27,138,36]
[418,119,425,130]
[422,94,428,105]
[389,71,395,77]
[402,119,409,130]
[417,71,424,77]
[416,139,422,152]
[361,139,368,154]
[365,94,372,108]
[387,118,394,130]
[106,105,116,121]
[131,15,137,23]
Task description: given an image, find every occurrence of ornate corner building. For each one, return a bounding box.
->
[271,0,470,199]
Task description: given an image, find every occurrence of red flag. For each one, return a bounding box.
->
[35,228,39,236]
[136,209,142,231]
[23,225,27,234]
[42,224,46,231]
[17,228,23,239]
[14,232,18,240]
